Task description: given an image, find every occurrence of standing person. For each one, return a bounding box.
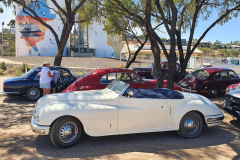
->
[51,70,60,94]
[40,61,55,96]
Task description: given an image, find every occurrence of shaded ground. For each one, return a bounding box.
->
[0,77,240,159]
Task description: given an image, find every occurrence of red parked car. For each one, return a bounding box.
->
[133,60,190,80]
[63,68,183,93]
[179,67,240,98]
[226,83,240,94]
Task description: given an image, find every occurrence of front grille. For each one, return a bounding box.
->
[225,95,240,105]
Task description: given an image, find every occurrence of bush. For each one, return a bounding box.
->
[228,49,240,57]
[14,69,23,77]
[0,62,7,71]
[0,70,4,75]
[219,49,228,57]
[19,63,30,73]
[210,46,217,50]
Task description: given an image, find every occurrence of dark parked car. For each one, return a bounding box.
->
[2,66,78,101]
[224,89,240,119]
[179,67,240,98]
[133,60,189,80]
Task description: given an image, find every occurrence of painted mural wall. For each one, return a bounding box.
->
[15,0,70,57]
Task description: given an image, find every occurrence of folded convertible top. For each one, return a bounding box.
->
[127,88,184,99]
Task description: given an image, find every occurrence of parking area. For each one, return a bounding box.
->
[0,76,240,159]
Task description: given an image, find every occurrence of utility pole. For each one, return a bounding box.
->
[2,22,4,57]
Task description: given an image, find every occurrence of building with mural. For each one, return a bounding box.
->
[15,1,70,57]
[15,1,122,58]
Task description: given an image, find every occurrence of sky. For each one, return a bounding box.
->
[0,4,240,44]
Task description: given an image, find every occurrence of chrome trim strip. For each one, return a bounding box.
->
[1,90,20,94]
[181,88,197,93]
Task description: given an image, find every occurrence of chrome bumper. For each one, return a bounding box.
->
[181,88,197,93]
[31,116,50,135]
[1,89,20,94]
[205,113,224,127]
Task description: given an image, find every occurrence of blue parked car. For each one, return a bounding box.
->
[2,66,79,101]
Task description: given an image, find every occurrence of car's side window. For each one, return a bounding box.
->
[100,73,116,84]
[229,71,238,79]
[60,70,72,82]
[117,72,141,83]
[231,60,239,65]
[214,72,221,80]
[220,71,228,80]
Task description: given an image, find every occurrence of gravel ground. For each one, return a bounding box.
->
[0,76,240,159]
[4,57,153,69]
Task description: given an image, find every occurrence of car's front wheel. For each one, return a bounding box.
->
[50,117,82,148]
[177,112,203,139]
[25,87,41,101]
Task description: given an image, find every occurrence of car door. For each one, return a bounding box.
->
[59,69,75,90]
[229,71,240,84]
[219,71,231,92]
[117,96,168,133]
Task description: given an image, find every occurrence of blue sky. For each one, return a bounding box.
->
[0,4,240,44]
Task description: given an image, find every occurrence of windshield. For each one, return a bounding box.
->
[192,70,210,80]
[22,69,35,79]
[108,80,129,94]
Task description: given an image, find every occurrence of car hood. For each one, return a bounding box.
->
[227,89,240,98]
[38,89,112,104]
[4,77,24,83]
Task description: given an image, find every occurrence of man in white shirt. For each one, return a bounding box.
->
[40,61,55,96]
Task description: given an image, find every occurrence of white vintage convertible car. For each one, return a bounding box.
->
[31,80,224,148]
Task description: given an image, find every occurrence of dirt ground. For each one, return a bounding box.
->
[0,76,240,160]
[4,57,153,69]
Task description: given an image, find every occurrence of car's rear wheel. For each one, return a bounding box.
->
[208,86,218,98]
[25,87,41,101]
[50,117,82,148]
[177,112,203,139]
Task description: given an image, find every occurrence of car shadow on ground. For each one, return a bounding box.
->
[35,122,239,159]
[2,95,36,104]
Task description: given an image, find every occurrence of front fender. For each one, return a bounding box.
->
[38,101,119,136]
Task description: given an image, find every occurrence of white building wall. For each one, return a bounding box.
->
[88,22,115,57]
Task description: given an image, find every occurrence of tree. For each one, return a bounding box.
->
[97,4,149,68]
[3,0,95,66]
[214,39,222,45]
[100,0,240,89]
[228,49,239,57]
[7,19,15,27]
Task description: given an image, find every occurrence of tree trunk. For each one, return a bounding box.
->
[54,25,73,66]
[145,0,163,88]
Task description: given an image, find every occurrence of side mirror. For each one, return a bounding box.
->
[128,91,134,98]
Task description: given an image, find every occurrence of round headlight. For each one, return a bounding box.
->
[226,88,229,92]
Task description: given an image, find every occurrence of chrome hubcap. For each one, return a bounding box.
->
[30,90,37,96]
[59,122,78,143]
[211,89,216,95]
[183,117,199,135]
[28,88,40,100]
